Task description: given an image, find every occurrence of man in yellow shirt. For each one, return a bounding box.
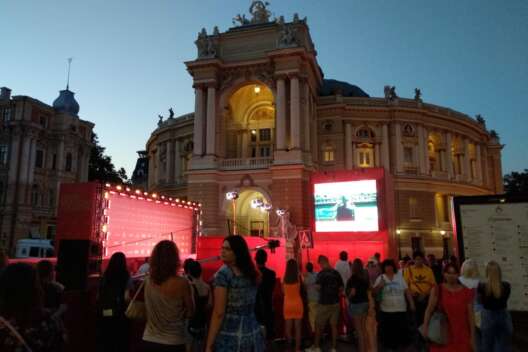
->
[403,251,436,327]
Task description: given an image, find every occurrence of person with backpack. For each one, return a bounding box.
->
[96,252,133,352]
[305,255,344,352]
[185,260,211,352]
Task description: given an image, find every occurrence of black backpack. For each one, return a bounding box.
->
[97,278,127,318]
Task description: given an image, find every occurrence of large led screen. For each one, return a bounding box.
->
[314,180,378,232]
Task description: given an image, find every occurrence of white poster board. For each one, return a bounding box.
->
[458,202,528,311]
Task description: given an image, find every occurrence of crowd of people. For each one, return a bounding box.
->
[0,240,516,351]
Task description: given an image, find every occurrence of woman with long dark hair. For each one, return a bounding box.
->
[143,240,193,352]
[97,251,132,352]
[205,235,264,352]
[346,258,369,352]
[283,259,304,352]
[478,261,512,352]
[0,263,63,351]
[423,263,475,352]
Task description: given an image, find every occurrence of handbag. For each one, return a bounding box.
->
[125,278,147,321]
[421,285,448,345]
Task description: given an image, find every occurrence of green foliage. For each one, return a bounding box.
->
[88,133,128,184]
[504,169,528,195]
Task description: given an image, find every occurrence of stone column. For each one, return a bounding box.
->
[375,143,381,167]
[168,139,175,183]
[18,136,31,184]
[290,76,301,150]
[463,138,471,181]
[303,81,311,152]
[193,88,205,156]
[381,124,390,171]
[276,78,287,150]
[7,134,20,205]
[394,123,403,173]
[241,131,248,158]
[417,126,424,173]
[446,133,454,179]
[206,86,216,155]
[481,145,489,187]
[174,140,182,183]
[475,143,482,184]
[345,123,353,169]
[423,127,430,175]
[155,144,161,185]
[351,143,356,167]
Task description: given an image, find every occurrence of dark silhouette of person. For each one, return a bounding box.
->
[336,196,354,221]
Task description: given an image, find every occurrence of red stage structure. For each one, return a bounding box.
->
[56,182,201,265]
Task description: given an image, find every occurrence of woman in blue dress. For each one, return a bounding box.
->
[205,235,265,352]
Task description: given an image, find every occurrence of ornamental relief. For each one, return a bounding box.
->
[219,64,275,92]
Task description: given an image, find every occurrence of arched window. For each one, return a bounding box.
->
[65,153,73,172]
[356,143,374,168]
[322,144,335,162]
[356,127,375,139]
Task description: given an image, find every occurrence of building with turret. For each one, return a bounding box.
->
[0,86,94,254]
[144,3,503,257]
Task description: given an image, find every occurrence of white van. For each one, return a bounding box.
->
[15,239,55,258]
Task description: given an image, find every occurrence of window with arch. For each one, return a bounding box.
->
[65,153,73,172]
[356,143,374,168]
[322,144,335,162]
[356,127,375,139]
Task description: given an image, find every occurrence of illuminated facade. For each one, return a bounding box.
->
[145,4,503,258]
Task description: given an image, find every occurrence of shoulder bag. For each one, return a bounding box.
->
[422,284,448,345]
[125,278,147,321]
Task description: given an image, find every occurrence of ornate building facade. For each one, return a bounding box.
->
[0,86,93,254]
[145,3,503,257]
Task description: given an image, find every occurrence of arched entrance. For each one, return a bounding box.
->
[225,189,272,237]
[224,83,275,159]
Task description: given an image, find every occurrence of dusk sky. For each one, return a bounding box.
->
[1,0,527,176]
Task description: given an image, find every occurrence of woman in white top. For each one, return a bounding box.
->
[373,259,415,351]
[143,240,194,352]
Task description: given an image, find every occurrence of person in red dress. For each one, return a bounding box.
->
[422,263,476,352]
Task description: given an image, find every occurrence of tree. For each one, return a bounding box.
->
[88,133,128,184]
[504,169,528,195]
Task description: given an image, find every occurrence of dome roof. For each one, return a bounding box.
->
[320,79,369,98]
[53,89,80,116]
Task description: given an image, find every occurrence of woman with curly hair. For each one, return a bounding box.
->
[143,240,194,352]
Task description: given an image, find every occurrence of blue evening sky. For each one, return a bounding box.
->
[1,0,527,175]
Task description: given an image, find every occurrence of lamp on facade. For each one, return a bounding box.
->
[440,230,446,236]
[254,84,261,94]
[226,191,239,235]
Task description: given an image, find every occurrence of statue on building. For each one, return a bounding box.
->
[384,85,398,101]
[249,1,271,24]
[213,26,220,36]
[476,114,486,128]
[168,108,174,119]
[233,14,250,26]
[278,23,298,48]
[158,115,163,126]
[414,88,422,101]
[195,28,218,59]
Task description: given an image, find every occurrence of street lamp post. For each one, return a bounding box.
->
[226,191,239,235]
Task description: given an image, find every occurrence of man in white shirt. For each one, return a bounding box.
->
[334,251,351,285]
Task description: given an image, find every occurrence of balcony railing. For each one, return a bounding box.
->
[220,157,273,171]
